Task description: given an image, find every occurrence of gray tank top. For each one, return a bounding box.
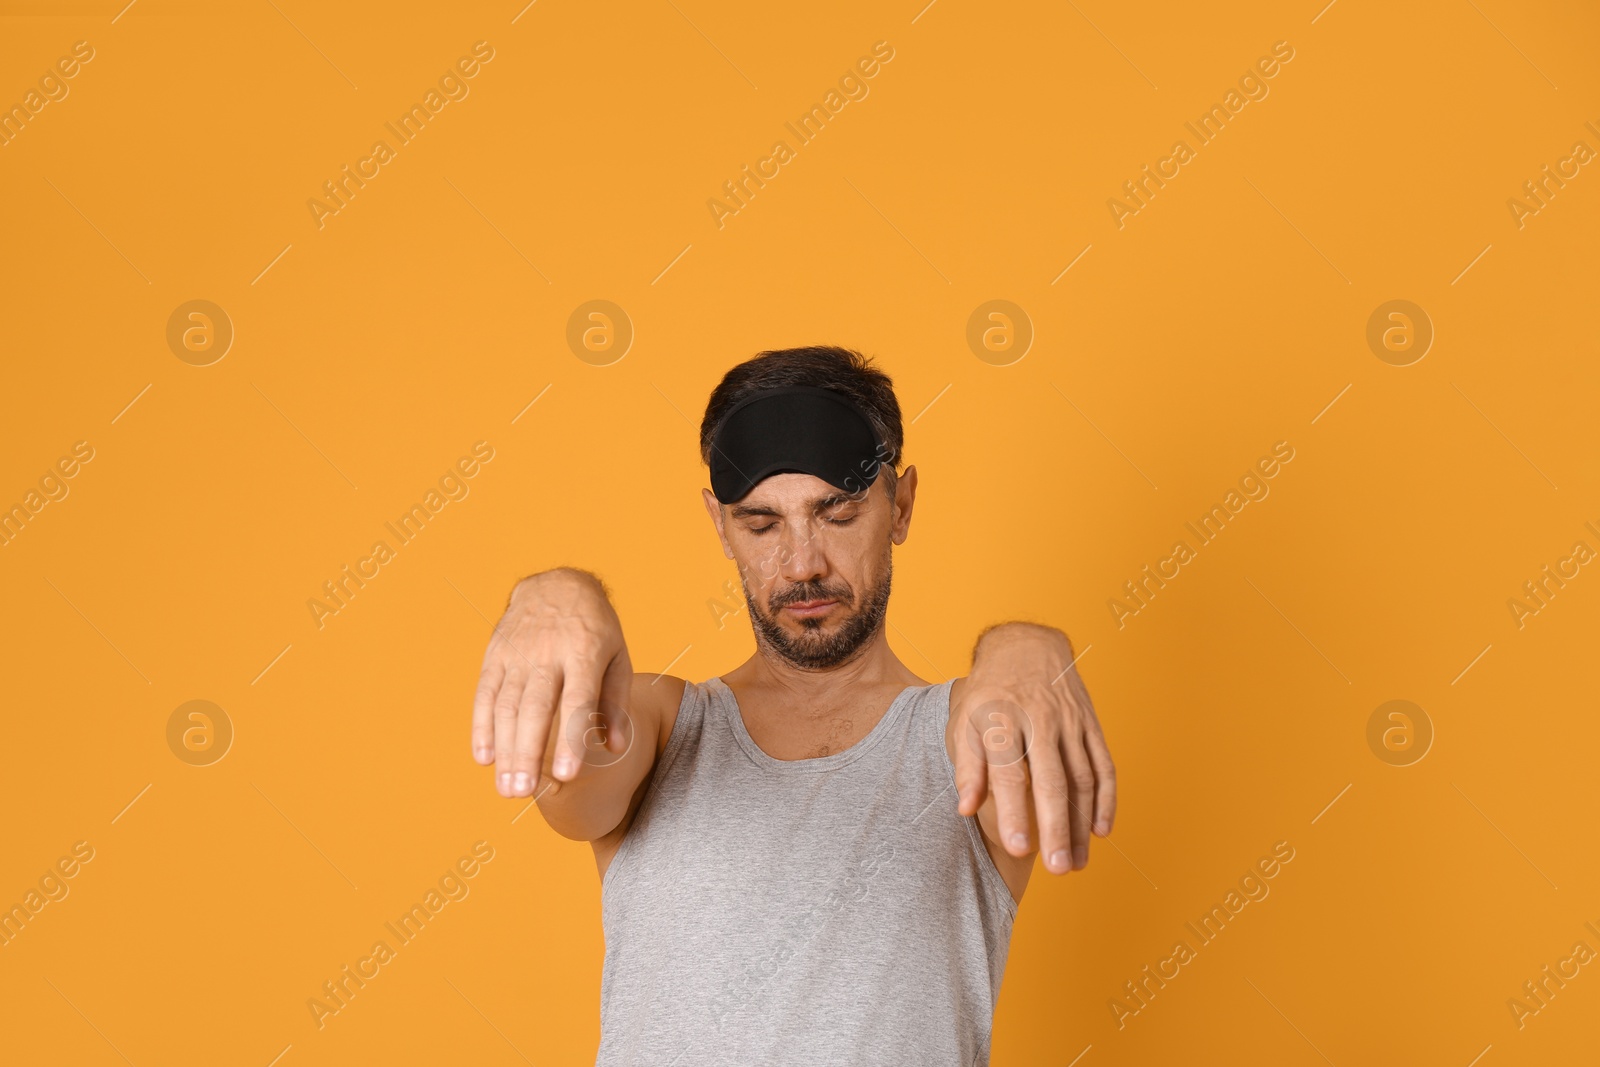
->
[597,675,1018,1066]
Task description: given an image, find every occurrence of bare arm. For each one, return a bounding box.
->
[469,568,674,842]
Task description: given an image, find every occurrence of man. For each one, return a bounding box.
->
[470,346,1116,1064]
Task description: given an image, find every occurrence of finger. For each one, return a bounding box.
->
[598,645,635,756]
[982,704,1033,856]
[1026,730,1073,874]
[492,669,527,797]
[550,654,606,781]
[512,662,561,797]
[1063,666,1117,836]
[471,657,506,765]
[952,701,989,818]
[1062,734,1097,871]
[988,753,1033,857]
[1083,715,1117,836]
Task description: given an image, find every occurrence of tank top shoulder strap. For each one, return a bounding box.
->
[653,677,714,786]
[906,677,957,750]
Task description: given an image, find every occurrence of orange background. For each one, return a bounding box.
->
[2,0,1597,1064]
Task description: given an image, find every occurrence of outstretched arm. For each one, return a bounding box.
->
[470,568,671,842]
[949,622,1116,879]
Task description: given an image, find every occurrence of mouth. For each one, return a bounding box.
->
[782,598,838,619]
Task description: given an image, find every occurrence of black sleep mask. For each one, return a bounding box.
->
[709,386,890,504]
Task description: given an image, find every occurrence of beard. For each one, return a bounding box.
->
[743,554,893,671]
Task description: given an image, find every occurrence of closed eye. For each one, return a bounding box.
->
[747,516,855,534]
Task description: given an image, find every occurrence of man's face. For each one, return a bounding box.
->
[702,467,917,670]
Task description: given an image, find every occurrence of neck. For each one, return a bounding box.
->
[727,625,923,707]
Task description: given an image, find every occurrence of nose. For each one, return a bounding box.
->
[774,520,828,588]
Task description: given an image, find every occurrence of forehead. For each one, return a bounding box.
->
[727,471,875,516]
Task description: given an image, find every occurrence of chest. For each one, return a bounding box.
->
[744,709,867,759]
[736,689,912,760]
[605,760,977,931]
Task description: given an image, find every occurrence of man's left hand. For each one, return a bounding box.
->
[950,623,1116,876]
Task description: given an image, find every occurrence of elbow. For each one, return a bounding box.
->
[536,791,629,843]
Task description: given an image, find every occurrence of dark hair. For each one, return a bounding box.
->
[699,346,904,500]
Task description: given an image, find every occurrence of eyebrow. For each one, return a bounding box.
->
[729,492,863,520]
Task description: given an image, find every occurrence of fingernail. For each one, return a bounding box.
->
[1072,846,1088,869]
[513,772,529,794]
[1008,832,1028,851]
[498,773,511,795]
[1095,820,1110,835]
[477,746,492,762]
[553,756,575,778]
[1048,850,1071,872]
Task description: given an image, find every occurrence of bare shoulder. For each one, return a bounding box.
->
[944,675,1034,906]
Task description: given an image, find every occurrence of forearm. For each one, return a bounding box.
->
[534,682,662,841]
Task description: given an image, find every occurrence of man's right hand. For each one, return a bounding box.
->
[471,568,635,798]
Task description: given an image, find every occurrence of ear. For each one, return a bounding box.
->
[702,488,735,559]
[890,465,918,545]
